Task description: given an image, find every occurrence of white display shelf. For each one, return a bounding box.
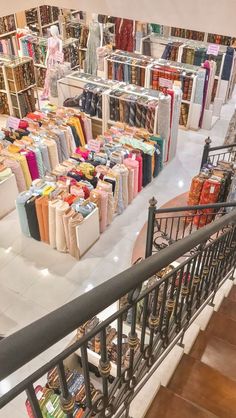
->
[0,30,16,38]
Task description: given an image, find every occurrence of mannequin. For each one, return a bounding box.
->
[41,25,63,100]
[85,13,103,75]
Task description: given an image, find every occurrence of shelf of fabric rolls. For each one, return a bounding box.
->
[57,71,181,163]
[140,33,236,105]
[57,72,121,138]
[104,49,229,131]
[19,35,87,88]
[9,103,167,256]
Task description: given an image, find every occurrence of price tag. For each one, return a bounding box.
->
[207,44,220,56]
[156,148,161,155]
[46,401,55,414]
[210,186,215,194]
[159,77,173,89]
[88,139,101,153]
[132,154,136,160]
[66,179,70,187]
[36,390,43,401]
[106,160,110,167]
[6,116,20,130]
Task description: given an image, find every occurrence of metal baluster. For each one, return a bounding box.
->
[162,272,177,344]
[128,304,139,377]
[173,266,185,326]
[204,241,215,298]
[214,235,226,288]
[177,261,191,330]
[175,216,181,241]
[116,315,123,378]
[80,344,93,410]
[57,361,74,418]
[99,328,111,403]
[157,280,169,344]
[186,256,198,319]
[169,217,175,242]
[26,384,43,418]
[182,215,188,239]
[198,245,211,304]
[196,243,208,307]
[140,295,149,353]
[164,217,168,236]
[189,251,202,313]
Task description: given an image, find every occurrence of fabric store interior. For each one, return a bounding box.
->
[0,2,236,417]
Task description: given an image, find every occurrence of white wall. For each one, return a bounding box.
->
[2,0,236,37]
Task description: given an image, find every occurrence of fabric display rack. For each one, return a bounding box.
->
[25,366,100,417]
[58,71,182,162]
[170,26,235,47]
[104,50,215,130]
[0,14,17,56]
[58,71,121,138]
[0,54,38,118]
[187,160,236,227]
[24,6,61,36]
[19,35,82,88]
[1,103,166,257]
[141,34,236,105]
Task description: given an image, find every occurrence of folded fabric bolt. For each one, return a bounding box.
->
[16,191,32,236]
[25,195,41,241]
[55,201,69,252]
[63,207,75,251]
[49,199,61,248]
[0,167,12,182]
[68,212,84,259]
[3,158,26,192]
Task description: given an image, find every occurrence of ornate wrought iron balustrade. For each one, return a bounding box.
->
[145,198,236,258]
[201,136,236,168]
[0,211,236,418]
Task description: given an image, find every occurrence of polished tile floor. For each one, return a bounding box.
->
[0,91,235,416]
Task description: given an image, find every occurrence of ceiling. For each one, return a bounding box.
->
[2,0,236,37]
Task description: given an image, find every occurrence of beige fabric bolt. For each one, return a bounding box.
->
[68,212,84,259]
[55,201,69,252]
[49,199,60,249]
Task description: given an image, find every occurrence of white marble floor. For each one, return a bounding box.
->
[0,91,235,417]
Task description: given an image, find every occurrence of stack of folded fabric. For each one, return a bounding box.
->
[188,160,236,227]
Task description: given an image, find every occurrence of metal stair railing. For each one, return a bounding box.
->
[0,209,236,418]
[145,198,236,258]
[201,136,236,168]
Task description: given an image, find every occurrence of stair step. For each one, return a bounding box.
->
[227,285,236,302]
[219,298,236,321]
[206,311,236,347]
[145,386,218,418]
[168,354,236,417]
[190,332,236,381]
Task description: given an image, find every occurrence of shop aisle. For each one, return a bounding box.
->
[0,90,235,417]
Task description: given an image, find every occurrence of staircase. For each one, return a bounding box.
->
[145,285,236,418]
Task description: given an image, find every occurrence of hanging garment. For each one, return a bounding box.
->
[42,37,62,99]
[85,21,101,75]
